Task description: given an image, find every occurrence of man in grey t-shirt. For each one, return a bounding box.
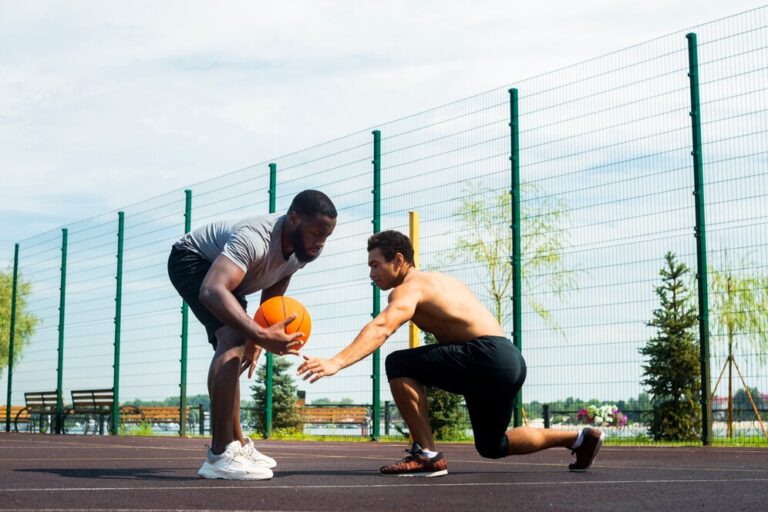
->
[168,190,336,480]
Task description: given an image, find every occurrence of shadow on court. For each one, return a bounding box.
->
[1,433,767,511]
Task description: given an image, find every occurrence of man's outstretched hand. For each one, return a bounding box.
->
[297,355,341,383]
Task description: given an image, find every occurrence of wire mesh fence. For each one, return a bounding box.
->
[2,7,768,443]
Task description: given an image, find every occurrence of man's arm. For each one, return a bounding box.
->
[297,285,418,383]
[199,255,302,350]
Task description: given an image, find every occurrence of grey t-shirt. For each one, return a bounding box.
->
[174,213,306,296]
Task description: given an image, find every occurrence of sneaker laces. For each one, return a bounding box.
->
[393,444,423,465]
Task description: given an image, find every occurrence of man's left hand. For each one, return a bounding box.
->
[240,340,264,378]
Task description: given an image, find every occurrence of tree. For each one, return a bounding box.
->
[450,183,575,329]
[423,332,468,440]
[708,254,768,437]
[732,387,765,422]
[640,252,701,441]
[0,268,38,378]
[250,357,302,435]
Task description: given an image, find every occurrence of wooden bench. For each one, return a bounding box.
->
[14,391,59,433]
[63,388,141,435]
[1,405,30,432]
[299,405,370,435]
[121,406,200,433]
[120,405,205,435]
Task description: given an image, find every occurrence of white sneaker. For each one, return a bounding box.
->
[197,440,273,480]
[241,438,277,468]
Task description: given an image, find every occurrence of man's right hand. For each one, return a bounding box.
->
[257,314,304,355]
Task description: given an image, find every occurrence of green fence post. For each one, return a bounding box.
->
[180,190,192,436]
[509,88,523,428]
[4,243,19,432]
[55,229,68,434]
[686,32,712,446]
[111,212,125,435]
[265,162,277,439]
[371,129,382,440]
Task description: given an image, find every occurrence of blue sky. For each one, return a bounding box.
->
[2,0,764,264]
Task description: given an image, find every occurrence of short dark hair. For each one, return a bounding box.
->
[367,230,414,265]
[288,190,337,219]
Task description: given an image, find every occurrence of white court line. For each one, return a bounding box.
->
[1,455,768,474]
[1,477,768,493]
[0,510,303,512]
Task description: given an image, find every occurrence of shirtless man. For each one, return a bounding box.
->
[297,230,602,476]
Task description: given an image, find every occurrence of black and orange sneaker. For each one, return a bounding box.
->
[379,443,448,477]
[569,428,605,472]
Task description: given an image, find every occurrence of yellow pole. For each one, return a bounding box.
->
[409,211,420,348]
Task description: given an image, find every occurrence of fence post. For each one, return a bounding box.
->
[543,404,550,429]
[686,32,713,446]
[179,190,192,436]
[111,212,125,435]
[371,129,382,440]
[265,162,277,439]
[509,87,523,428]
[55,229,68,434]
[4,243,19,432]
[199,403,205,435]
[408,212,420,349]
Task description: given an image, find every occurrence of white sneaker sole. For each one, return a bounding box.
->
[381,469,448,478]
[249,458,277,469]
[198,462,273,480]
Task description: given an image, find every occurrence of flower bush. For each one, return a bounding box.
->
[577,404,627,428]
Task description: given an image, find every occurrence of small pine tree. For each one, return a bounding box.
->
[250,356,302,435]
[640,252,701,441]
[423,332,468,440]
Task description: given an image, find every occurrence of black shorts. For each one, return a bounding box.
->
[167,246,247,349]
[385,336,527,459]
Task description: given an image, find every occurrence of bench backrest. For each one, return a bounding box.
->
[24,391,59,414]
[71,388,114,413]
[300,406,369,423]
[0,405,26,417]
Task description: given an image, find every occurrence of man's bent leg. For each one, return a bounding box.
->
[233,378,245,443]
[208,326,246,454]
[505,427,578,455]
[389,377,435,451]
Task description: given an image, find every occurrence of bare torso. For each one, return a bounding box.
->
[393,270,505,343]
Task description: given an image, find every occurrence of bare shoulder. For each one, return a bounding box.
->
[386,272,427,304]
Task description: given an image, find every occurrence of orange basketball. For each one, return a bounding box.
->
[254,296,311,345]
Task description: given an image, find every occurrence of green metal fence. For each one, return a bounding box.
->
[3,7,768,443]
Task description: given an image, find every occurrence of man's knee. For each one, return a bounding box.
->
[385,349,411,380]
[474,434,508,459]
[213,326,246,355]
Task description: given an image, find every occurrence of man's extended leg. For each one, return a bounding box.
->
[389,377,435,451]
[504,427,577,455]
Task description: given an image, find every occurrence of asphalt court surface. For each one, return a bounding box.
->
[1,433,767,511]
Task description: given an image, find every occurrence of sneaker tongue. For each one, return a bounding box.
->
[410,442,424,454]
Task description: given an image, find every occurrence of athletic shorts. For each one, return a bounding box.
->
[385,336,527,459]
[167,246,247,349]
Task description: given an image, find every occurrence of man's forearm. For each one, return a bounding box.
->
[200,285,263,340]
[332,322,390,370]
